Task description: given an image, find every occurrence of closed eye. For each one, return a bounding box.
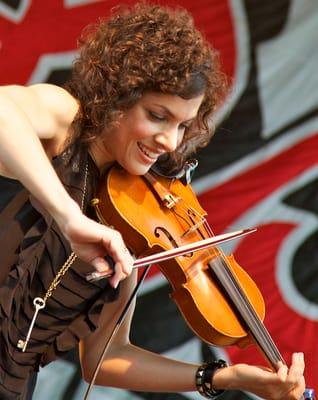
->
[148,111,166,121]
[179,122,191,131]
[148,110,192,131]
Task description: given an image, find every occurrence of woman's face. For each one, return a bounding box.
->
[90,91,204,175]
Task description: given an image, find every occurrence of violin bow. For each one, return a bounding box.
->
[86,227,257,282]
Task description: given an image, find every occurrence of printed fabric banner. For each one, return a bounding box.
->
[0,0,317,399]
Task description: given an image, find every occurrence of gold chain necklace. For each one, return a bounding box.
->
[17,162,88,352]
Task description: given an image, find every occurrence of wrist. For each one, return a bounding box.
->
[195,360,228,398]
[49,194,82,236]
[211,363,232,391]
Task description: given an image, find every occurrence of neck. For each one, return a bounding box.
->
[88,143,113,175]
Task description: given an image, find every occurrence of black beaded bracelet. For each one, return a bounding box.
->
[195,359,228,399]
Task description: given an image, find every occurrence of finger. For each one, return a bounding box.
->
[104,236,134,276]
[113,245,133,272]
[287,353,305,381]
[91,256,112,273]
[108,261,128,288]
[108,252,134,285]
[276,362,288,381]
[113,251,136,287]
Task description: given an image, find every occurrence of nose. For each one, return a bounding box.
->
[154,127,181,153]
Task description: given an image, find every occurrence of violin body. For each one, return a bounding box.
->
[94,165,265,348]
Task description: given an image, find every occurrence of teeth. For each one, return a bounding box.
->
[138,143,158,159]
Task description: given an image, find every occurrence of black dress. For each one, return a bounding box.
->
[0,144,118,399]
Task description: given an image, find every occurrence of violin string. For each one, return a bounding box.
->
[174,200,283,365]
[199,221,281,360]
[212,255,284,365]
[202,215,284,364]
[187,209,284,365]
[216,252,284,364]
[173,208,195,230]
[174,207,206,239]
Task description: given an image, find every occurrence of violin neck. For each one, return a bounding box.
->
[208,258,285,370]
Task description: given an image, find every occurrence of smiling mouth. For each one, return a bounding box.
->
[137,142,161,160]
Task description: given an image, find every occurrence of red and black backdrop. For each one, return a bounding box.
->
[1,1,317,399]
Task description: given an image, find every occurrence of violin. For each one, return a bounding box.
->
[92,163,285,370]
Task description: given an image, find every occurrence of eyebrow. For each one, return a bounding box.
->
[153,104,196,124]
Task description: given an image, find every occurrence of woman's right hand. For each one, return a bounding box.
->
[55,200,134,289]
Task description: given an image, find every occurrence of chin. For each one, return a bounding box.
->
[122,163,152,176]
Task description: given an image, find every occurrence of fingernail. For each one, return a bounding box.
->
[86,270,112,282]
[113,280,119,289]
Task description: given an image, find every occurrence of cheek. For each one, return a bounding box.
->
[175,130,185,148]
[127,115,156,139]
[120,116,156,143]
[178,130,185,144]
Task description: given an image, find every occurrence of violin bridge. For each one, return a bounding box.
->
[181,219,205,238]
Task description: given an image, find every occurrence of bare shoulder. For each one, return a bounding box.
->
[29,83,79,124]
[0,84,78,140]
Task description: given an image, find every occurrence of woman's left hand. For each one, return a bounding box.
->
[213,352,305,400]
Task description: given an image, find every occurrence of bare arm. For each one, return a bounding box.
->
[80,271,305,399]
[80,271,199,392]
[0,84,76,218]
[0,84,134,286]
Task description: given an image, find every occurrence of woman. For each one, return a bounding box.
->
[0,3,305,399]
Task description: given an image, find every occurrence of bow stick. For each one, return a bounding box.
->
[86,227,257,282]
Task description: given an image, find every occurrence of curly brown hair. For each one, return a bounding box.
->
[66,2,227,173]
